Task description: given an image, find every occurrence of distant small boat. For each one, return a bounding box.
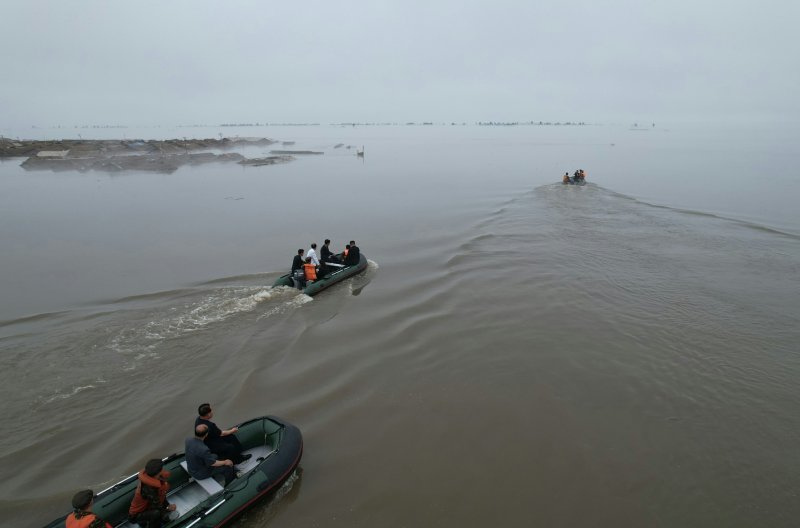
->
[356,146,364,157]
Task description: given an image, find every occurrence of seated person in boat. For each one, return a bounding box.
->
[67,489,112,528]
[303,257,319,282]
[563,172,571,184]
[195,403,250,464]
[344,240,360,266]
[128,459,176,528]
[185,423,236,485]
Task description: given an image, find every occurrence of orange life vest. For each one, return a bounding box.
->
[66,511,111,528]
[304,263,317,281]
[129,470,170,516]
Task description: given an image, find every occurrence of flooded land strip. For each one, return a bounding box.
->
[0,137,300,173]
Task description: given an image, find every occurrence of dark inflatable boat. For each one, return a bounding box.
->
[44,415,302,528]
[273,253,368,296]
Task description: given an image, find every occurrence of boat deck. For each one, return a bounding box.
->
[115,445,274,527]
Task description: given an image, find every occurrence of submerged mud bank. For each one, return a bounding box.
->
[0,137,294,173]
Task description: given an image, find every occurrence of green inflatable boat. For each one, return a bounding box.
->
[273,254,368,296]
[44,415,302,528]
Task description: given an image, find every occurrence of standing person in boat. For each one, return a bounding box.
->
[185,424,236,485]
[66,489,112,528]
[291,249,306,289]
[318,239,330,278]
[195,403,250,465]
[291,249,304,273]
[303,256,318,283]
[322,238,346,276]
[128,459,176,528]
[306,243,320,266]
[345,240,360,266]
[321,239,341,264]
[319,239,343,278]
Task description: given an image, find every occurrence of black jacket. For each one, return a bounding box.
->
[321,244,333,262]
[291,254,304,272]
[345,245,360,265]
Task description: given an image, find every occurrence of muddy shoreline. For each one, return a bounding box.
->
[0,137,294,173]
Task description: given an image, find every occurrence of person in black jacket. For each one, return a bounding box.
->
[195,403,251,465]
[290,248,306,288]
[320,239,339,263]
[319,239,342,278]
[291,248,305,273]
[345,240,360,266]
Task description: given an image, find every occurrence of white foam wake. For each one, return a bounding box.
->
[108,285,307,365]
[38,379,107,404]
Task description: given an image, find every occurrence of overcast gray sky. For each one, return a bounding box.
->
[1,0,798,126]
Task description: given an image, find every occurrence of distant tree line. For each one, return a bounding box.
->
[477,121,587,126]
[220,123,320,127]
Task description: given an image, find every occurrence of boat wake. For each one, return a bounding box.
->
[37,379,107,405]
[535,182,800,240]
[108,285,307,361]
[601,189,800,240]
[233,468,303,526]
[255,288,313,321]
[18,283,313,409]
[7,261,378,410]
[348,259,379,294]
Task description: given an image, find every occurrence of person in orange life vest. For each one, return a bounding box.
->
[128,459,177,528]
[303,257,318,282]
[66,489,112,528]
[343,244,350,260]
[563,172,571,184]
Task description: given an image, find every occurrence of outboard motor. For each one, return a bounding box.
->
[292,269,306,290]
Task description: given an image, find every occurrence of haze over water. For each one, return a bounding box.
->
[1,123,799,527]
